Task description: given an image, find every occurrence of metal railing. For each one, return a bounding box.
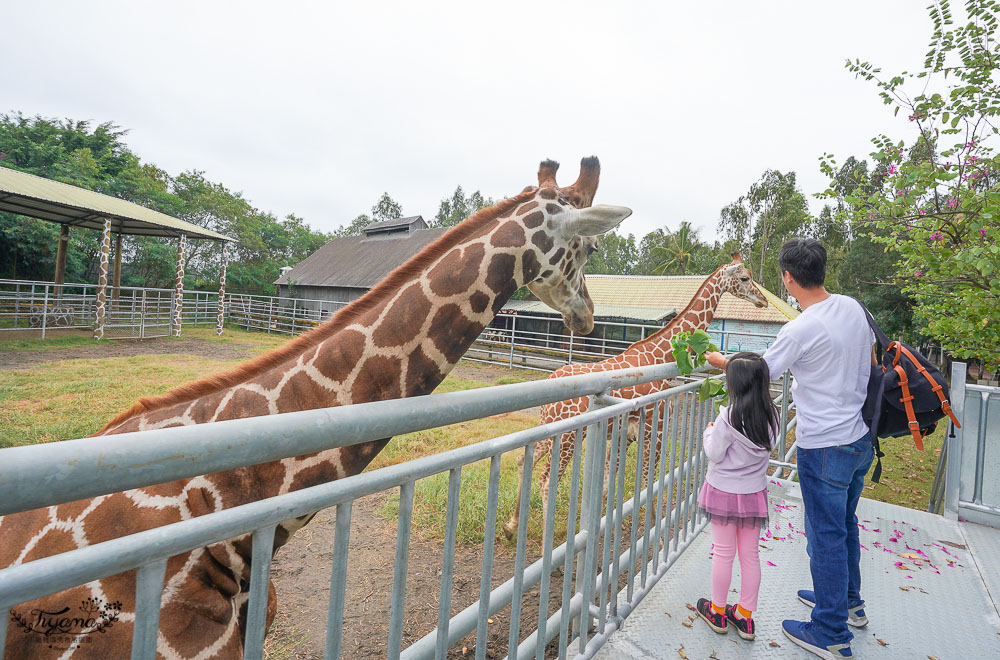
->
[224,292,348,335]
[935,362,1000,527]
[0,279,218,339]
[0,361,722,659]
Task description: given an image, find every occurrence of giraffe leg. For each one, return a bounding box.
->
[502,449,528,540]
[539,431,574,538]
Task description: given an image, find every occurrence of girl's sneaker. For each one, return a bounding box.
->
[725,605,756,640]
[696,598,728,634]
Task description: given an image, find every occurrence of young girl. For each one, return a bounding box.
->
[695,352,777,641]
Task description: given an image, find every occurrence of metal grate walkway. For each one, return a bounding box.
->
[596,479,1000,659]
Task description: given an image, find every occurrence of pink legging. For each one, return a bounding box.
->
[711,519,761,611]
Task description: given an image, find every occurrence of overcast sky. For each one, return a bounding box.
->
[4,1,931,242]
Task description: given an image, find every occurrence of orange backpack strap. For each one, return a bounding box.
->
[893,364,925,451]
[897,345,962,429]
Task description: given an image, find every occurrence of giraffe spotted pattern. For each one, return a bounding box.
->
[1,158,631,659]
[503,254,769,540]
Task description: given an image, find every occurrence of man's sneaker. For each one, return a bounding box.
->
[696,598,727,634]
[725,604,755,640]
[797,589,869,628]
[782,620,852,659]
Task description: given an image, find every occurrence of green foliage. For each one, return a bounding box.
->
[431,185,494,228]
[671,329,728,411]
[585,231,639,275]
[718,169,813,293]
[669,329,716,375]
[0,114,332,294]
[649,221,703,275]
[820,0,1000,367]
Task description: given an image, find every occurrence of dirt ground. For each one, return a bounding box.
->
[270,493,575,659]
[0,335,256,369]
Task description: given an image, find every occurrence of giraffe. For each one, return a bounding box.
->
[502,253,768,540]
[0,158,631,660]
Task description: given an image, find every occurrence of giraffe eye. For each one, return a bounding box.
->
[587,246,597,256]
[740,276,750,282]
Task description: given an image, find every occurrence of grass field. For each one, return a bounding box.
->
[0,326,945,545]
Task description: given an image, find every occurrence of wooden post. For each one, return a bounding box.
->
[112,232,123,303]
[216,242,228,335]
[171,234,187,337]
[53,225,69,300]
[93,219,112,340]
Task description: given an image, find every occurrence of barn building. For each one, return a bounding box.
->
[273,216,445,306]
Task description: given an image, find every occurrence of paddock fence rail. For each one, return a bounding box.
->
[0,360,744,660]
[0,279,218,340]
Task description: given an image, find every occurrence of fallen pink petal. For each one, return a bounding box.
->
[766,561,777,567]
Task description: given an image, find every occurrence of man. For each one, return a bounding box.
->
[706,237,874,660]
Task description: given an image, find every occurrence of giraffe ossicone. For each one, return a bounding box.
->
[1,157,630,659]
[502,251,769,541]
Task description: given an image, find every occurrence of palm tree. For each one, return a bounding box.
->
[650,221,702,275]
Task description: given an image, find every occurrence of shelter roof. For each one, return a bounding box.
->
[583,274,799,323]
[274,227,448,288]
[499,299,675,325]
[0,166,232,241]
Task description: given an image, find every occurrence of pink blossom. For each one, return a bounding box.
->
[915,272,923,277]
[918,209,928,215]
[930,231,944,240]
[887,165,899,174]
[896,189,905,197]
[906,226,914,231]
[945,197,959,208]
[981,229,988,237]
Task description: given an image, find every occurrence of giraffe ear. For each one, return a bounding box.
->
[564,204,632,237]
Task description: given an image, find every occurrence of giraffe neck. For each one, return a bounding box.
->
[614,268,725,361]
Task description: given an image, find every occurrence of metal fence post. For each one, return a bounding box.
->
[508,316,516,368]
[943,361,967,520]
[574,416,607,654]
[40,284,49,340]
[778,370,790,476]
[568,331,574,364]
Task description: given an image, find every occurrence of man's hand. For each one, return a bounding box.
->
[705,352,728,370]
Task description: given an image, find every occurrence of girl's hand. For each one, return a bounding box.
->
[705,421,714,431]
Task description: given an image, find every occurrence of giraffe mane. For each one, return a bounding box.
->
[94,188,539,436]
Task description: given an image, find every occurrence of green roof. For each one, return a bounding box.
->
[500,299,675,324]
[0,166,232,242]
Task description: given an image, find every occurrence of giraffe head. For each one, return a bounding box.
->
[517,157,631,334]
[717,252,768,308]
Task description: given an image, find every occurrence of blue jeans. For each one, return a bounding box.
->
[796,433,874,642]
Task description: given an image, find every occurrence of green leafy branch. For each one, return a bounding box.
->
[670,330,729,410]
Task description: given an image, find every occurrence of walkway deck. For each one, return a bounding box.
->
[596,479,1000,659]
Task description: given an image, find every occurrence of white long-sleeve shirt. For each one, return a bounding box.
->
[763,294,874,449]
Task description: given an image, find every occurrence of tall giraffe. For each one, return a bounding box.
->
[0,159,631,660]
[502,253,767,539]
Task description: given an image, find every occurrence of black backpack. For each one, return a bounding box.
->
[855,299,961,482]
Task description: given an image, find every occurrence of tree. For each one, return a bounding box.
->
[0,113,331,294]
[585,231,639,275]
[431,185,495,228]
[371,192,403,223]
[650,221,704,275]
[820,0,1000,367]
[718,169,812,293]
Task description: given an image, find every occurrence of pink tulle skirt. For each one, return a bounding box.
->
[698,481,769,529]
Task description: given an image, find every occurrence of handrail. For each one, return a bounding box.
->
[0,361,690,516]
